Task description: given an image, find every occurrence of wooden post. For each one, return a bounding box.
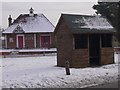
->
[65,60,70,75]
[43,51,45,56]
[3,55,6,58]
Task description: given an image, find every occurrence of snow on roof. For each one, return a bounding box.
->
[3,14,55,34]
[61,14,115,34]
[80,15,113,29]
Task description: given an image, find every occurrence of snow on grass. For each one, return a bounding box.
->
[0,48,56,52]
[1,54,119,88]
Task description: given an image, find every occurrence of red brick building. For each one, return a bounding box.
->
[54,14,116,68]
[2,8,55,49]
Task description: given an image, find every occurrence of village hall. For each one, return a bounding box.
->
[2,8,55,49]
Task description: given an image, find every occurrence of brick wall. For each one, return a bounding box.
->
[72,49,89,68]
[56,19,74,67]
[100,47,114,65]
[50,33,55,48]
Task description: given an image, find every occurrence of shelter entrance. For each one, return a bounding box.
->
[89,34,100,66]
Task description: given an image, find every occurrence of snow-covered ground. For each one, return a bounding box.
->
[0,48,56,52]
[1,54,119,88]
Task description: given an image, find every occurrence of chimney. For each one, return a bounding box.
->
[29,7,34,17]
[8,15,12,26]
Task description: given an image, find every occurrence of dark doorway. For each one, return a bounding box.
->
[89,34,100,66]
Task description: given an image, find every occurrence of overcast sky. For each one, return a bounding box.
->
[1,0,99,29]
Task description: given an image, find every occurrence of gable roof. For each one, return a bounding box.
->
[3,14,55,34]
[55,14,115,34]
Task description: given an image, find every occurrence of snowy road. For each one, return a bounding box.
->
[89,81,119,88]
[1,54,119,88]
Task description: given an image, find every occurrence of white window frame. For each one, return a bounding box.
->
[5,35,7,48]
[34,34,36,48]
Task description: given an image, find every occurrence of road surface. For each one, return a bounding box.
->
[89,81,119,88]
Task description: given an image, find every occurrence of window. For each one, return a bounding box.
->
[9,38,14,43]
[74,34,88,49]
[101,34,112,47]
[41,35,50,48]
[44,36,49,45]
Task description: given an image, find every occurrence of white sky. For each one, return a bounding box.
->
[0,0,98,29]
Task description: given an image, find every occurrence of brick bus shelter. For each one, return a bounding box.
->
[54,14,116,68]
